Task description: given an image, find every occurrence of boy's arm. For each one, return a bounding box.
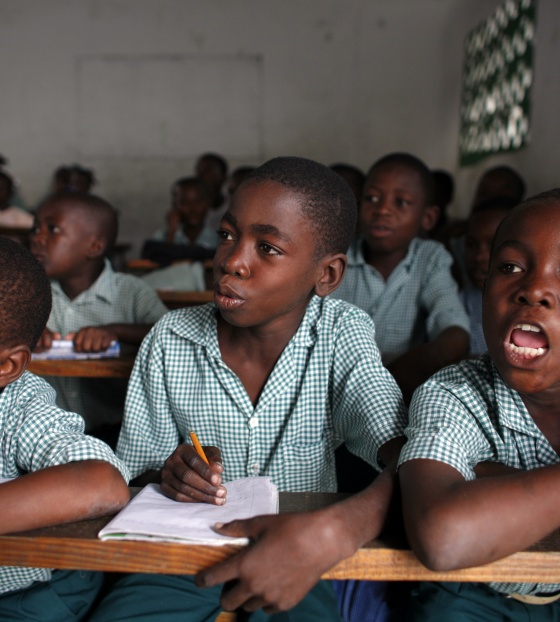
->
[0,460,129,534]
[70,323,154,351]
[387,326,469,403]
[195,437,404,614]
[400,457,560,571]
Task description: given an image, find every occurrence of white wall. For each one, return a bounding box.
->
[0,0,557,255]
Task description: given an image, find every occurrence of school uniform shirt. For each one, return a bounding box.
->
[151,226,219,250]
[0,371,129,595]
[118,296,407,490]
[332,238,470,358]
[460,281,487,356]
[398,354,560,596]
[46,259,168,430]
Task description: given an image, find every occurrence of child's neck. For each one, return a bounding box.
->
[217,312,305,407]
[59,261,105,301]
[363,241,409,281]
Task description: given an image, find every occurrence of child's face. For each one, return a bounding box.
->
[483,202,560,398]
[213,181,323,330]
[196,158,225,190]
[465,209,509,290]
[360,163,431,259]
[30,200,99,281]
[174,184,209,228]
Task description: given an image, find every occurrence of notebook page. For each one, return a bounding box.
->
[99,477,278,545]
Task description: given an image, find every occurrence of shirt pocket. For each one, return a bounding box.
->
[279,435,332,492]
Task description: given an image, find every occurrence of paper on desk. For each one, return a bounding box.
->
[98,477,279,545]
[32,340,120,360]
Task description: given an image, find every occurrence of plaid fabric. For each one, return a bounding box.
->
[460,281,487,356]
[399,354,560,596]
[332,238,470,356]
[118,296,407,490]
[0,372,129,595]
[45,260,168,430]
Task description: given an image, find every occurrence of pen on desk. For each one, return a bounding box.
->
[189,430,209,464]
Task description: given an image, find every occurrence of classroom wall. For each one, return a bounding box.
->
[0,0,557,255]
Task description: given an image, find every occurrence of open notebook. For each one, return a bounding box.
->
[98,477,279,545]
[32,339,120,360]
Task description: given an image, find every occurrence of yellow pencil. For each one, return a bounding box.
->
[189,430,209,464]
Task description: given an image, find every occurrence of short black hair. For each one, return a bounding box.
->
[242,156,357,259]
[490,189,560,259]
[197,153,228,177]
[471,195,519,217]
[473,165,526,209]
[39,192,119,252]
[0,170,14,195]
[368,153,435,206]
[0,237,52,349]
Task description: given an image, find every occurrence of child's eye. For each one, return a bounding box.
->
[48,225,61,234]
[499,262,522,274]
[218,229,234,241]
[363,194,380,204]
[259,243,280,256]
[395,198,410,208]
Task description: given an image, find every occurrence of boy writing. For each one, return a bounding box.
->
[0,237,129,621]
[333,152,470,402]
[399,189,560,620]
[90,157,407,621]
[31,192,168,436]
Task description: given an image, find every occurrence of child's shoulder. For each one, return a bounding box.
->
[149,302,216,341]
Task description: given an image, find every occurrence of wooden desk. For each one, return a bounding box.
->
[28,353,136,379]
[2,491,560,584]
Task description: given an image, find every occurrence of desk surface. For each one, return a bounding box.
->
[28,354,136,378]
[2,491,560,583]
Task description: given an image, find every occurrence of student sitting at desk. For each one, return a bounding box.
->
[90,157,407,621]
[30,192,167,440]
[332,152,470,403]
[399,189,560,620]
[0,237,129,621]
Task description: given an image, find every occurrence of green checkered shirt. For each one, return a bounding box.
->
[332,238,470,357]
[0,372,129,595]
[118,296,407,491]
[399,354,560,596]
[45,260,168,430]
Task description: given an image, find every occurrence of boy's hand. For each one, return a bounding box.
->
[196,512,349,614]
[69,327,118,352]
[34,328,61,352]
[161,443,226,505]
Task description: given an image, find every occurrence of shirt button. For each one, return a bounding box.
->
[252,463,260,475]
[249,417,259,429]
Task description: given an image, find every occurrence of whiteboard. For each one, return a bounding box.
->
[77,54,262,158]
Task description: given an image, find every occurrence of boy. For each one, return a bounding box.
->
[0,237,129,621]
[90,157,407,621]
[399,189,560,620]
[332,152,470,402]
[31,192,168,436]
[196,152,229,231]
[151,176,218,250]
[460,196,517,356]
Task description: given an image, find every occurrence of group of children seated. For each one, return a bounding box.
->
[0,149,557,622]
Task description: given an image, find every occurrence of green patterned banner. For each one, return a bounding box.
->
[459,0,536,166]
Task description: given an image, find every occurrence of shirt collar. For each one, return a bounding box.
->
[348,236,420,273]
[51,258,116,305]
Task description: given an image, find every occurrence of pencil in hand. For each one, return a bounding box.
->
[189,430,209,464]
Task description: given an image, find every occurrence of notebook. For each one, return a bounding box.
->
[98,477,279,545]
[32,340,120,360]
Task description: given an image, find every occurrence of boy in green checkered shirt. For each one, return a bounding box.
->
[399,189,560,620]
[0,237,130,621]
[333,153,470,403]
[91,157,407,621]
[30,193,167,438]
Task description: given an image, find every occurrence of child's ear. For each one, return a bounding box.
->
[0,345,31,388]
[86,235,107,259]
[421,205,440,233]
[314,253,347,298]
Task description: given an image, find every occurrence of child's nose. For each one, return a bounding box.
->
[221,243,250,279]
[517,271,557,308]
